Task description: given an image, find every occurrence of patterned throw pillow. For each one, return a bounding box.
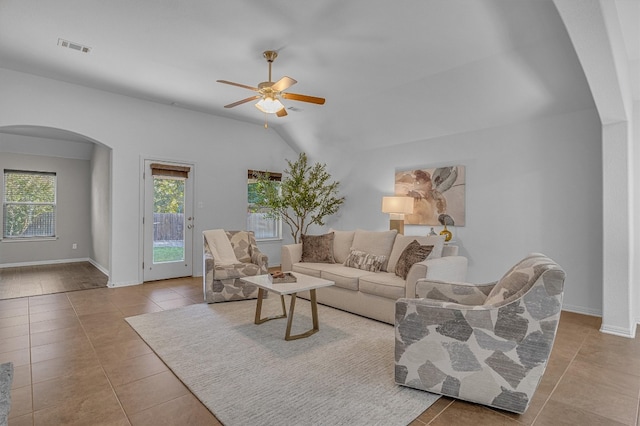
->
[395,240,434,279]
[343,249,387,272]
[301,232,336,263]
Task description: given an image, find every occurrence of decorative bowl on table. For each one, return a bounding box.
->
[269,271,297,283]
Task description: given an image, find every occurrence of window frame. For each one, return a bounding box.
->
[247,170,282,241]
[2,169,58,240]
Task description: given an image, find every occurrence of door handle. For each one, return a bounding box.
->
[187,224,193,229]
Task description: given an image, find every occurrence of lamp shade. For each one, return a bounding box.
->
[381,196,414,214]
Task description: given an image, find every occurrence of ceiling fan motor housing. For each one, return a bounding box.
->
[263,50,278,63]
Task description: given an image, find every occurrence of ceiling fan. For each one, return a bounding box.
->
[217,50,325,122]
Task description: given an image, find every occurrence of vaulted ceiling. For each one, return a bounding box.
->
[0,0,634,153]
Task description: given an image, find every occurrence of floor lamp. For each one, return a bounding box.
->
[381,196,414,235]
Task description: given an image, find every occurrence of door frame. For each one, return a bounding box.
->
[139,156,196,283]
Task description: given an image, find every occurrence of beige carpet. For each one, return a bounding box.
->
[126,298,439,426]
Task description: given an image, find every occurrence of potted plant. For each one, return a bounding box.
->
[252,152,345,243]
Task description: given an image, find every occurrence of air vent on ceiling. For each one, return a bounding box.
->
[57,38,91,53]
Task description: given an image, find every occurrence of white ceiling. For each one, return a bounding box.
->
[0,0,632,153]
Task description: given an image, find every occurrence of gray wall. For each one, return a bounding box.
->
[0,151,92,265]
[90,143,111,273]
[319,108,603,316]
[0,66,604,316]
[0,67,296,285]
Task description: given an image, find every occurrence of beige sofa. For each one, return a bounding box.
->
[281,229,467,324]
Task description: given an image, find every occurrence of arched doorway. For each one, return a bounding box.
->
[0,125,112,296]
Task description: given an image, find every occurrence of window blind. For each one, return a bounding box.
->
[150,163,190,178]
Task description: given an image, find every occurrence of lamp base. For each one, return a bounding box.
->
[389,219,405,235]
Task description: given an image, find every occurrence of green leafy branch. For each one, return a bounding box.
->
[252,152,345,243]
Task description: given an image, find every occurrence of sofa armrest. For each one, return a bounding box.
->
[203,236,216,276]
[251,249,269,269]
[405,256,468,298]
[281,243,302,271]
[396,296,480,316]
[415,279,496,304]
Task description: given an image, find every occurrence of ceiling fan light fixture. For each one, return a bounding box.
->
[255,96,284,114]
[218,50,325,117]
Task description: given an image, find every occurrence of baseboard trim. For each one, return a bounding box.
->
[0,258,93,268]
[108,281,142,288]
[87,258,109,276]
[600,323,637,338]
[561,303,602,318]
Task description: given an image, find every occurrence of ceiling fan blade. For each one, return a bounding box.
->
[271,76,297,92]
[216,80,258,91]
[224,95,261,108]
[276,108,288,117]
[282,92,325,105]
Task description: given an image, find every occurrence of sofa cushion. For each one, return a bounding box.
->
[395,241,434,279]
[213,262,262,280]
[359,273,406,300]
[351,229,398,271]
[329,229,355,264]
[301,232,335,263]
[387,235,445,272]
[292,263,326,278]
[344,249,387,272]
[319,265,373,291]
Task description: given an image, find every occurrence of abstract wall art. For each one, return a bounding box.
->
[394,165,465,226]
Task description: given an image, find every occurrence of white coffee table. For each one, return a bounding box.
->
[240,272,335,341]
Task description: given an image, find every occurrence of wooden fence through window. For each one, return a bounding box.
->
[153,213,184,241]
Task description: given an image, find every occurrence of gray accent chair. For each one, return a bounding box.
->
[203,230,268,303]
[395,253,565,414]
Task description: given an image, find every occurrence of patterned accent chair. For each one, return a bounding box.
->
[395,253,565,414]
[203,230,268,303]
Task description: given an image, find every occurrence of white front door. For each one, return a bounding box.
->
[143,160,194,281]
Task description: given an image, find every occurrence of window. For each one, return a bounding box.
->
[247,170,281,240]
[3,170,57,238]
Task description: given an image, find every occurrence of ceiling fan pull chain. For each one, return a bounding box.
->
[264,113,269,129]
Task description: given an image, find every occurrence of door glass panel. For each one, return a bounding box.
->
[153,176,185,263]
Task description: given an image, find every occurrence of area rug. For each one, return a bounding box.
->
[0,362,13,426]
[125,299,439,426]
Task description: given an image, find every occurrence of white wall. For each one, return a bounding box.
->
[0,151,92,265]
[0,67,607,316]
[318,108,603,316]
[553,0,637,335]
[633,101,640,325]
[90,143,111,274]
[0,132,94,160]
[0,68,296,285]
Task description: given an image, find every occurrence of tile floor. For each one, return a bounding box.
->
[0,270,639,425]
[0,262,107,299]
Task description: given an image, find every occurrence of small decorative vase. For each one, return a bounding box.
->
[428,227,437,236]
[439,224,452,242]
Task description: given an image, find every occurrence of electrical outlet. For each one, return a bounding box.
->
[72,243,77,250]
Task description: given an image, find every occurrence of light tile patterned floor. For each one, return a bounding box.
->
[1,266,639,425]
